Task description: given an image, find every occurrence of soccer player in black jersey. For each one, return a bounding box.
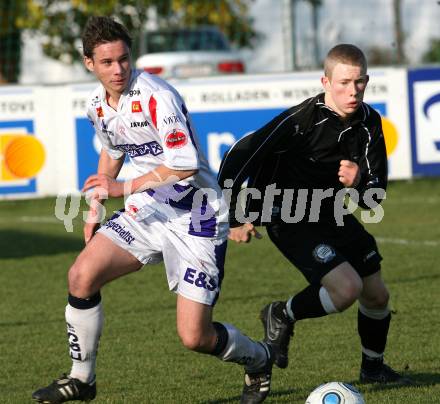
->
[218,44,411,385]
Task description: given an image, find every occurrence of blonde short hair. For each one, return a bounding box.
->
[324,44,367,78]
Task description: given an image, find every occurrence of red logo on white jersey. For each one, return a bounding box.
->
[127,204,139,218]
[165,130,188,149]
[132,101,142,113]
[96,107,104,117]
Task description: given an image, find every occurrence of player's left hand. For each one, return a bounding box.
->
[228,223,262,243]
[82,174,125,198]
[338,160,360,187]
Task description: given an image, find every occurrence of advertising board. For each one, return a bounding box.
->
[407,68,440,176]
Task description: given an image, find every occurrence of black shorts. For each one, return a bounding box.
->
[266,216,382,285]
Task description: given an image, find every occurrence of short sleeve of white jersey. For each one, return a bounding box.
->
[150,90,199,170]
[86,111,124,160]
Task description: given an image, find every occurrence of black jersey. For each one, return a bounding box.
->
[218,93,388,227]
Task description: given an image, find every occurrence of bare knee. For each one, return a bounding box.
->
[68,260,99,298]
[362,287,390,309]
[331,279,363,311]
[179,332,204,352]
[322,263,363,312]
[178,327,215,353]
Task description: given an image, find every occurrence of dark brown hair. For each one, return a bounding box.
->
[82,16,132,58]
[324,44,367,78]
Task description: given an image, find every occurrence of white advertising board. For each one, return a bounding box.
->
[0,86,52,198]
[0,67,423,199]
[174,68,412,179]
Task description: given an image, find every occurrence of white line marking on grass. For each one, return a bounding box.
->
[385,197,440,204]
[20,216,60,223]
[0,216,60,224]
[376,237,439,247]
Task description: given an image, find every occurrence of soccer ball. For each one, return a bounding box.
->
[305,382,365,404]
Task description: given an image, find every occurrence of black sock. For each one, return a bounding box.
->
[211,322,228,356]
[68,292,101,309]
[287,284,327,320]
[358,309,391,370]
[272,300,290,322]
[358,309,391,354]
[361,352,384,372]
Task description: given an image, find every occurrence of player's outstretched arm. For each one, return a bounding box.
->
[127,165,198,194]
[82,163,197,198]
[229,223,262,243]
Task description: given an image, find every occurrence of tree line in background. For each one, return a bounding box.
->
[1,0,440,83]
[0,0,259,83]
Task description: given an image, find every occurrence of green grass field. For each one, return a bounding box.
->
[1,178,439,403]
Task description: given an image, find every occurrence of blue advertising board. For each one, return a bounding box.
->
[407,68,440,176]
[75,103,391,188]
[75,108,284,188]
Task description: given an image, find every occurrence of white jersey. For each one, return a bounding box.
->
[86,70,228,238]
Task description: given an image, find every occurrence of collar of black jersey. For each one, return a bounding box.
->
[315,92,367,126]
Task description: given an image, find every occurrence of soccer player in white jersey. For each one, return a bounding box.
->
[32,16,272,404]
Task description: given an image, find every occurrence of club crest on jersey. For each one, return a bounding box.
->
[165,129,188,149]
[96,106,104,117]
[132,101,142,113]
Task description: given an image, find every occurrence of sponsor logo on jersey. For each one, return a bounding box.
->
[101,120,114,136]
[183,267,217,291]
[165,129,188,149]
[364,250,377,262]
[312,244,336,263]
[115,140,163,157]
[163,113,182,125]
[117,124,126,135]
[130,120,150,128]
[104,219,135,244]
[129,89,141,97]
[91,96,100,107]
[132,100,142,113]
[127,204,139,218]
[96,106,104,117]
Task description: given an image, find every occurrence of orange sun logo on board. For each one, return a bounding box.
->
[1,134,46,180]
[381,117,398,157]
[96,107,104,117]
[132,101,142,113]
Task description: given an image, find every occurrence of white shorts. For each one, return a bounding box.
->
[97,209,227,306]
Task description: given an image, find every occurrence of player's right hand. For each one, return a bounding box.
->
[83,221,100,244]
[228,223,262,243]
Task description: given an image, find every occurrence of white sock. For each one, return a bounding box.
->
[359,304,390,320]
[215,323,269,373]
[286,297,295,321]
[65,303,104,383]
[319,286,339,314]
[362,346,384,359]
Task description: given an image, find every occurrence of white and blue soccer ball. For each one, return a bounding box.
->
[305,382,365,404]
